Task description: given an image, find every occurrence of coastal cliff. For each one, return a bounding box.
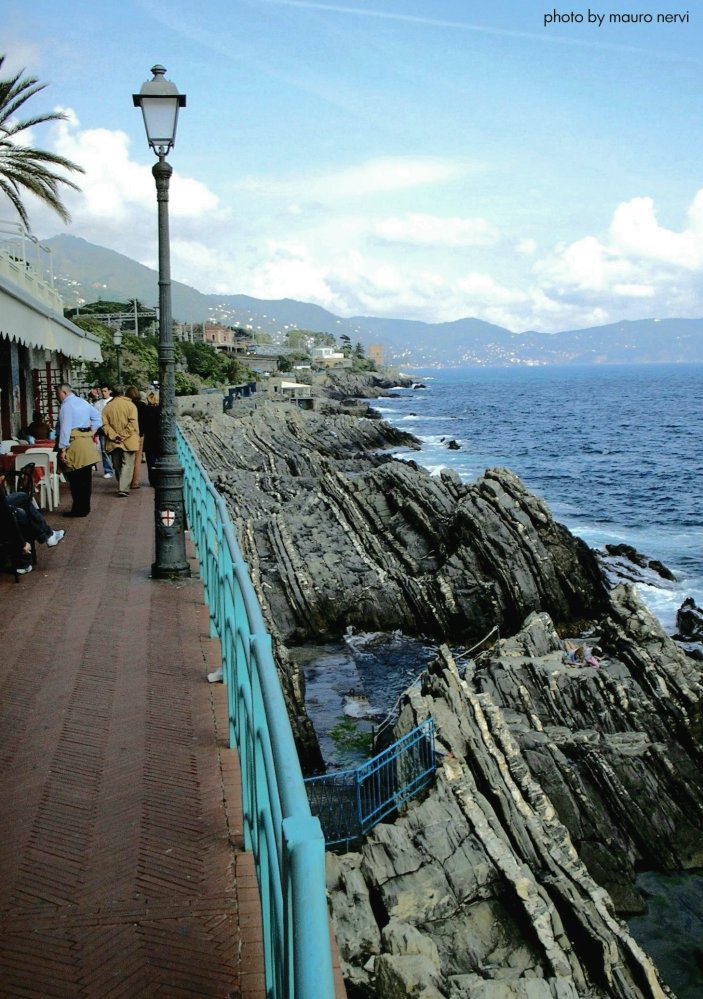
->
[181,371,703,998]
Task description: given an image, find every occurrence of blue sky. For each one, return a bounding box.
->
[3,0,703,331]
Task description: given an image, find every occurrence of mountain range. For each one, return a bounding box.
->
[45,234,703,367]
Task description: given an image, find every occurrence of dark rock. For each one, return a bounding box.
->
[676,597,703,641]
[332,625,691,996]
[446,439,460,450]
[603,544,677,583]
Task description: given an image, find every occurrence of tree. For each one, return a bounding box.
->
[0,55,84,230]
[285,329,310,351]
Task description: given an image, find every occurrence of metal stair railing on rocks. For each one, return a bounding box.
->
[305,719,436,851]
[177,429,335,999]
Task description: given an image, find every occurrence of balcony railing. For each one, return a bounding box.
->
[0,221,63,314]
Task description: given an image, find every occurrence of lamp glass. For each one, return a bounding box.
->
[139,95,180,151]
[113,330,123,347]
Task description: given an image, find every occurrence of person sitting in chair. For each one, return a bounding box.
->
[0,468,64,575]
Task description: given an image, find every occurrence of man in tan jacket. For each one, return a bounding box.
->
[101,387,140,497]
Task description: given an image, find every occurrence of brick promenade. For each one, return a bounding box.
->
[0,466,266,997]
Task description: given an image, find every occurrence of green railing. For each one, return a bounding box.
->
[177,429,335,998]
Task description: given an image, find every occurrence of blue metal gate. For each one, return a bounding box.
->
[306,719,435,850]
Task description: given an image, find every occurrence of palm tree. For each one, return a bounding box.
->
[0,55,84,230]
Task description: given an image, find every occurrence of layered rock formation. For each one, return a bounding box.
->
[181,372,703,998]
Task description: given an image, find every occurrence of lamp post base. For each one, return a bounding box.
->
[151,561,191,580]
[151,460,191,579]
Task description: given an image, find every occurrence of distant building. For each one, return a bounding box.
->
[202,322,251,354]
[310,346,350,368]
[367,343,384,366]
[258,376,313,410]
[173,322,201,343]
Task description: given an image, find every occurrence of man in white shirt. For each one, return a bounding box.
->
[56,384,102,517]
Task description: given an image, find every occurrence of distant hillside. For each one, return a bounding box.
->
[45,234,703,367]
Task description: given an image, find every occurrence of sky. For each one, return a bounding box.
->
[2,0,703,333]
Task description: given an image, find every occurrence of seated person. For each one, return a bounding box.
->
[24,411,52,442]
[0,486,33,574]
[0,469,64,574]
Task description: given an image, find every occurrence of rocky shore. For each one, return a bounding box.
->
[181,370,703,998]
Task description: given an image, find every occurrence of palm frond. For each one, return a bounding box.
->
[0,53,84,229]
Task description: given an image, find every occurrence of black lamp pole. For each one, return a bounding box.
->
[134,65,190,579]
[113,327,123,383]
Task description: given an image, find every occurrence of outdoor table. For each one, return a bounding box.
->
[9,440,55,454]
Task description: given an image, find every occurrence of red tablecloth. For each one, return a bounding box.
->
[9,440,55,454]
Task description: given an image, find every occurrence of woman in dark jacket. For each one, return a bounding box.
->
[142,391,160,487]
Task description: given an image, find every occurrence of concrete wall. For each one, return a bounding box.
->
[175,392,225,418]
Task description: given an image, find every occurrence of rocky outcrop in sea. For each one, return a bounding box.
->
[181,371,703,998]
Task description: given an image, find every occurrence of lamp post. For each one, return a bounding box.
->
[112,326,123,383]
[133,65,190,579]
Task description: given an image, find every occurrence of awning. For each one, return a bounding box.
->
[0,271,102,362]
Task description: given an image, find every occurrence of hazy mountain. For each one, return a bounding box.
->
[45,234,703,367]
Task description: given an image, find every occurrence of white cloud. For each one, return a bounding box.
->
[532,189,703,327]
[609,196,701,268]
[11,112,703,335]
[51,117,219,224]
[238,155,470,202]
[515,238,537,256]
[373,213,498,248]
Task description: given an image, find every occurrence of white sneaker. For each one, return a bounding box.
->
[103,473,113,478]
[16,565,33,574]
[47,530,65,548]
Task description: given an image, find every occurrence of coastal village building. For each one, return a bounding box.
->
[310,346,351,369]
[257,376,313,410]
[202,322,251,354]
[0,224,102,438]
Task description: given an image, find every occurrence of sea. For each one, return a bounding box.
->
[375,362,703,635]
[370,361,703,997]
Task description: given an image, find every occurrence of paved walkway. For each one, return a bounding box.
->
[0,467,265,997]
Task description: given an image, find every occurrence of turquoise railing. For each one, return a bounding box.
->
[177,429,335,998]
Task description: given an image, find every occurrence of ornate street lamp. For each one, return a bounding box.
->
[133,65,190,579]
[112,326,123,383]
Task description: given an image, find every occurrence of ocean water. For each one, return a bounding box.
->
[375,363,703,635]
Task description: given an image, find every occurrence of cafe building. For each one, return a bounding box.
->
[0,225,102,440]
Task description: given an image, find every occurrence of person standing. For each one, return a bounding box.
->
[91,384,114,478]
[101,387,139,497]
[56,383,102,518]
[142,390,160,487]
[125,386,148,489]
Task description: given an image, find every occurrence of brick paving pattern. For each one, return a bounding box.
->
[0,469,265,997]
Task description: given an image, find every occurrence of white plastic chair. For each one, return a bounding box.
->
[24,448,61,508]
[14,451,56,511]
